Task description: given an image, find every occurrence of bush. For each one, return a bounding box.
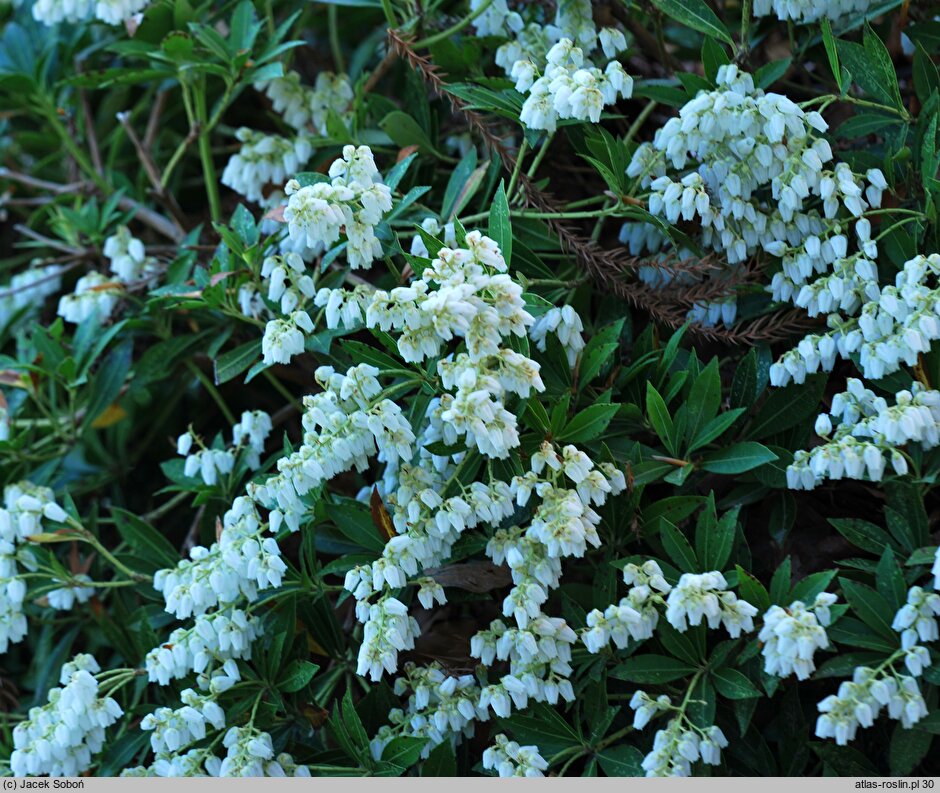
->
[0,0,938,778]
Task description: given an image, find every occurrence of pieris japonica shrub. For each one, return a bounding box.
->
[1,0,940,780]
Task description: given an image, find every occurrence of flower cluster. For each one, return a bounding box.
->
[665,571,758,637]
[630,64,884,328]
[10,655,123,777]
[759,593,837,680]
[788,379,939,489]
[31,0,148,27]
[176,410,272,485]
[1,481,68,653]
[753,0,876,23]
[58,226,158,325]
[154,496,286,621]
[144,608,261,685]
[0,264,63,330]
[629,696,729,778]
[472,0,633,131]
[771,253,940,389]
[482,733,549,777]
[369,663,486,759]
[255,71,353,134]
[140,689,226,754]
[815,667,928,744]
[221,129,313,204]
[581,560,671,652]
[282,144,393,268]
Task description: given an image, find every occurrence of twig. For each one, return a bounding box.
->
[116,111,188,235]
[12,225,85,256]
[0,168,86,195]
[143,90,168,152]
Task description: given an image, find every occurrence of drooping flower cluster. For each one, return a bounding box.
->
[753,0,876,23]
[31,0,149,27]
[282,144,393,269]
[221,129,313,204]
[153,496,286,620]
[581,560,671,652]
[815,583,937,746]
[56,272,123,325]
[58,226,157,325]
[176,410,272,485]
[255,71,353,134]
[628,693,729,778]
[472,0,633,131]
[482,733,549,777]
[759,593,837,680]
[815,666,928,744]
[140,689,226,755]
[369,663,486,759]
[10,655,123,777]
[0,264,63,330]
[788,379,939,489]
[1,482,69,653]
[144,608,261,685]
[665,571,758,637]
[772,253,940,388]
[629,64,884,328]
[529,305,585,367]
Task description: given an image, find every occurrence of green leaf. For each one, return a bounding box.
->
[748,375,826,439]
[596,744,643,777]
[811,743,879,776]
[111,508,179,570]
[829,517,896,555]
[278,660,320,693]
[381,736,427,770]
[379,111,446,159]
[687,409,745,453]
[650,0,733,46]
[557,404,621,443]
[698,505,738,572]
[324,498,386,554]
[214,339,262,385]
[700,442,777,474]
[889,723,932,775]
[735,566,771,613]
[839,578,899,643]
[789,570,837,605]
[711,668,761,699]
[684,358,720,448]
[611,654,698,684]
[645,382,675,453]
[820,18,842,92]
[488,180,512,268]
[914,42,940,104]
[498,703,582,756]
[421,741,457,776]
[230,204,258,246]
[770,558,791,605]
[875,547,906,612]
[83,341,133,430]
[440,148,479,220]
[660,519,698,572]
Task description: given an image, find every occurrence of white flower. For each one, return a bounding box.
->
[222,129,313,204]
[529,306,585,367]
[57,273,122,325]
[483,733,549,777]
[759,593,836,680]
[10,655,123,777]
[665,571,757,637]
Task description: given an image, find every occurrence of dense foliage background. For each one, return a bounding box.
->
[1,0,940,778]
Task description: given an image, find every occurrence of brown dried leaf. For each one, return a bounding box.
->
[424,561,511,593]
